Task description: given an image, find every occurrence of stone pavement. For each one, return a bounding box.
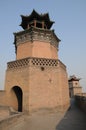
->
[1,98,86,130]
[9,109,65,130]
[56,98,86,130]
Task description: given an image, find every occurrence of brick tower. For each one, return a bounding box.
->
[3,10,70,112]
[69,75,82,98]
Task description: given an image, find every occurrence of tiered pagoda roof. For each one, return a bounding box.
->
[20,10,54,30]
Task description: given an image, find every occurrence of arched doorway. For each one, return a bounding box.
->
[12,86,23,112]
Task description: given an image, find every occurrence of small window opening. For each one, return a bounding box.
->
[41,67,45,71]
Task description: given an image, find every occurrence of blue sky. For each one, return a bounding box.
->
[0,0,86,91]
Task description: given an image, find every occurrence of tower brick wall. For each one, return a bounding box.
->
[4,62,30,111]
[3,58,69,112]
[69,75,82,97]
[29,61,69,112]
[16,41,58,60]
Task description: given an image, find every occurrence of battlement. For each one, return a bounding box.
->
[75,93,86,113]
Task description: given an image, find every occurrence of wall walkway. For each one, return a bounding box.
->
[56,98,86,130]
[0,98,86,130]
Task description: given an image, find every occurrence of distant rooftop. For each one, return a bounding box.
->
[69,75,81,81]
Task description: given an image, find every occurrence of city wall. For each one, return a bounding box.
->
[75,93,86,113]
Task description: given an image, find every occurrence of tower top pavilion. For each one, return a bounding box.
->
[20,9,54,30]
[14,10,60,60]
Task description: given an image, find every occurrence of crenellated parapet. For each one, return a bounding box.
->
[75,93,86,113]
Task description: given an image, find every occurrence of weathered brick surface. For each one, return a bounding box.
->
[73,87,82,95]
[4,67,30,111]
[2,59,69,112]
[29,66,60,111]
[17,42,32,60]
[17,41,58,60]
